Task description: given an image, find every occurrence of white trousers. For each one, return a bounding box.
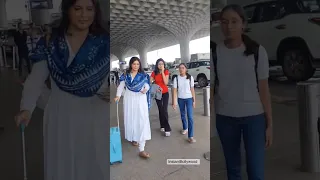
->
[138,141,146,152]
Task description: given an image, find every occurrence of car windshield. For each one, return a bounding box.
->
[169,65,177,69]
[199,61,210,66]
[298,0,320,12]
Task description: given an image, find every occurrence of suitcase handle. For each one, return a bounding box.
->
[116,101,120,129]
[20,124,28,180]
[20,124,25,132]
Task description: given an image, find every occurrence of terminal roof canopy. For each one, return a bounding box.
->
[110,0,210,60]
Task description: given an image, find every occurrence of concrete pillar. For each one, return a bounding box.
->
[110,59,113,70]
[119,61,126,70]
[31,9,51,25]
[118,54,126,70]
[138,49,148,69]
[0,0,8,28]
[179,37,191,63]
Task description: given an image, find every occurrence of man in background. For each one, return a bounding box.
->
[13,22,31,81]
[114,69,119,86]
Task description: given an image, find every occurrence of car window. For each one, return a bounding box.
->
[199,61,210,66]
[189,62,195,69]
[244,5,257,23]
[256,2,285,22]
[298,0,320,13]
[211,11,221,25]
[190,62,200,69]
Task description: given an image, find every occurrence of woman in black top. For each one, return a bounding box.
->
[13,22,31,78]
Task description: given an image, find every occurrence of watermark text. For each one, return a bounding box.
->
[167,159,200,165]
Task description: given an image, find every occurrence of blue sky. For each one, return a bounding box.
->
[112,36,210,68]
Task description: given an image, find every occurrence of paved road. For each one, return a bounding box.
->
[109,84,210,180]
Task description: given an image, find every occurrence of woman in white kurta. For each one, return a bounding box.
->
[114,57,151,158]
[15,0,109,179]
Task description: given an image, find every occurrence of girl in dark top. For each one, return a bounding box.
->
[14,22,31,78]
[114,70,120,86]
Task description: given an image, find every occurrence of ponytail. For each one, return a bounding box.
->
[242,34,259,56]
[186,73,191,80]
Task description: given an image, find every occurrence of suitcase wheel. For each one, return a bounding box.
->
[110,161,122,165]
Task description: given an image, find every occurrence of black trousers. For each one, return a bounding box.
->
[18,49,31,77]
[155,92,171,132]
[107,76,110,87]
[115,76,119,86]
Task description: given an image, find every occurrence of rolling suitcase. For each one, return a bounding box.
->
[110,101,123,164]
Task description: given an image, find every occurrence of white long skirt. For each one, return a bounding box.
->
[123,89,151,143]
[43,82,109,180]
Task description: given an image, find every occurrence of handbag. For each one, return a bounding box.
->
[110,101,123,164]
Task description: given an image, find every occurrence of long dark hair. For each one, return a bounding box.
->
[154,58,166,75]
[220,4,259,56]
[57,0,106,36]
[179,63,191,80]
[127,57,144,73]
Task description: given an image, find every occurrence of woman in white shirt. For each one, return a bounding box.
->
[213,4,272,180]
[172,63,196,143]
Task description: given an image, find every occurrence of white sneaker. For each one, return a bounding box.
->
[181,129,188,135]
[160,128,165,132]
[165,132,171,137]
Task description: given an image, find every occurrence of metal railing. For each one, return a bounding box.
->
[0,44,20,70]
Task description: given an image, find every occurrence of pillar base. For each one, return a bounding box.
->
[204,152,210,161]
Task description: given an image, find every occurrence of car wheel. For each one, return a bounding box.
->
[281,48,315,82]
[197,76,208,87]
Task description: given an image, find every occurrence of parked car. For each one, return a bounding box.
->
[168,63,179,80]
[171,60,210,87]
[211,0,320,82]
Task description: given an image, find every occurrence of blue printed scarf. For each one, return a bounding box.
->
[30,33,109,97]
[119,72,151,109]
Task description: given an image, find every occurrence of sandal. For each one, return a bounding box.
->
[132,141,139,146]
[188,138,196,143]
[139,151,150,159]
